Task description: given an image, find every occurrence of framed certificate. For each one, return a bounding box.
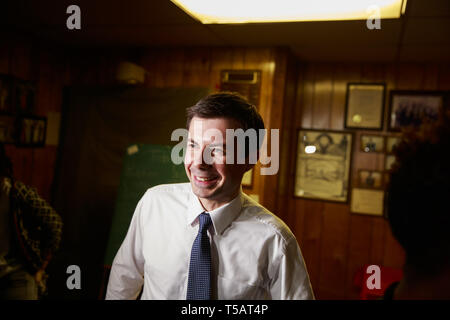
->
[294,129,353,203]
[350,188,385,216]
[345,83,385,130]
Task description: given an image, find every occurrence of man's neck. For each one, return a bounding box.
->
[199,190,241,212]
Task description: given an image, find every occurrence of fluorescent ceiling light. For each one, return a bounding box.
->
[171,0,406,24]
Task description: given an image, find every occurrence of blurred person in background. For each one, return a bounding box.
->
[0,144,63,299]
[384,108,450,300]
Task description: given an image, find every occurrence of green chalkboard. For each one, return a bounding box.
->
[103,144,189,265]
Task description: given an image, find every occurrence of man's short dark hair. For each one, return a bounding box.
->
[186,92,265,154]
[386,110,450,275]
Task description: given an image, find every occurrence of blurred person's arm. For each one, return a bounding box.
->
[15,182,63,275]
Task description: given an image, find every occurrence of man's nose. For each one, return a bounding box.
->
[192,146,210,167]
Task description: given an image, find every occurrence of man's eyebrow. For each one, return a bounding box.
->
[209,143,226,148]
[188,139,226,148]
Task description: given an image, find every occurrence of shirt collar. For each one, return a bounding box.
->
[186,186,243,235]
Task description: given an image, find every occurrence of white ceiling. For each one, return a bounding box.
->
[3,0,450,62]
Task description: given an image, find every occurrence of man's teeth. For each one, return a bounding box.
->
[196,176,215,181]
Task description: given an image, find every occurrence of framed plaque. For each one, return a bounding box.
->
[345,83,385,130]
[360,134,385,153]
[385,154,396,171]
[294,129,353,203]
[350,188,385,216]
[386,136,401,154]
[16,116,47,147]
[388,91,444,131]
[358,170,384,189]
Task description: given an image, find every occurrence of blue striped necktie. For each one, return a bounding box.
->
[186,212,212,300]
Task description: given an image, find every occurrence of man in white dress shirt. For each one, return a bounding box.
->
[106,92,314,300]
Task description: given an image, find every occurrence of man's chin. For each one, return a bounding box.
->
[191,185,217,199]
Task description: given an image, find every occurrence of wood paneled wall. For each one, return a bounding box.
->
[0,32,68,201]
[69,47,293,210]
[140,47,280,206]
[283,62,450,299]
[4,30,450,300]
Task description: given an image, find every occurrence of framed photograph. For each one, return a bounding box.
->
[0,75,14,114]
[385,154,396,171]
[0,115,17,143]
[16,116,47,147]
[345,83,385,130]
[360,135,385,153]
[294,129,353,202]
[388,91,444,131]
[350,188,385,216]
[358,170,384,189]
[242,168,253,188]
[386,136,401,154]
[14,80,36,115]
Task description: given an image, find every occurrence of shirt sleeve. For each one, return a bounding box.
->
[16,182,63,257]
[105,195,146,300]
[269,238,315,300]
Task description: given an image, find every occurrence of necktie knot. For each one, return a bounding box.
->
[198,213,212,234]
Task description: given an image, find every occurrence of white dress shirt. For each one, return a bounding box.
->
[106,183,314,300]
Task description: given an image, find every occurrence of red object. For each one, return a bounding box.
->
[354,264,403,299]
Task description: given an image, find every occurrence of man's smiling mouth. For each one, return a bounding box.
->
[193,175,219,184]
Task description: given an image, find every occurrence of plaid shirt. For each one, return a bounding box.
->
[9,180,63,274]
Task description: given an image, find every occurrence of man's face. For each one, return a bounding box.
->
[184,117,250,211]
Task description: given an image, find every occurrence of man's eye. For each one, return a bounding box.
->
[188,143,196,148]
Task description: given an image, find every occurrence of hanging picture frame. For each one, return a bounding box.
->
[358,169,384,189]
[360,134,385,153]
[345,83,385,130]
[350,188,385,216]
[388,90,444,131]
[386,136,402,154]
[16,116,47,147]
[294,129,353,203]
